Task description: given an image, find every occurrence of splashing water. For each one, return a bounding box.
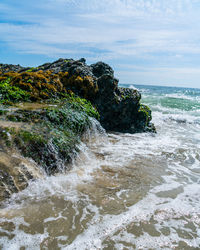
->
[0,85,200,249]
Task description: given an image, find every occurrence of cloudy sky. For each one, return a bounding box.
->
[0,0,200,88]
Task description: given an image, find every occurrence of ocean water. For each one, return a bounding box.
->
[0,84,200,249]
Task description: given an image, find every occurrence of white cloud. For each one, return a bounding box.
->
[1,0,200,87]
[117,65,200,87]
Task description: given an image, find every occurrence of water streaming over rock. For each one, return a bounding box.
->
[0,85,200,249]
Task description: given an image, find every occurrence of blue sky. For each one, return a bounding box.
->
[0,0,200,88]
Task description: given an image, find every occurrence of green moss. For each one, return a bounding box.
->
[64,94,99,120]
[7,110,42,123]
[0,127,10,140]
[137,104,152,128]
[0,70,99,108]
[0,77,30,103]
[11,123,79,174]
[17,130,45,144]
[46,108,88,133]
[0,127,12,146]
[138,104,151,119]
[26,79,33,84]
[0,109,8,115]
[6,115,18,122]
[45,94,99,120]
[44,97,99,142]
[0,95,99,174]
[0,67,100,174]
[14,129,49,169]
[49,129,79,159]
[26,67,35,72]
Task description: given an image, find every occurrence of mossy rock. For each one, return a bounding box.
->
[0,59,155,134]
[0,109,8,116]
[136,104,155,132]
[138,104,151,123]
[0,76,30,103]
[0,96,99,174]
[0,70,99,104]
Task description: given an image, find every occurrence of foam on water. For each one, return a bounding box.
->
[67,182,200,249]
[0,84,200,249]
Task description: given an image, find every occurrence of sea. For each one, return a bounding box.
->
[0,84,200,249]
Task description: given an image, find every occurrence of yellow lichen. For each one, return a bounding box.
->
[0,69,99,101]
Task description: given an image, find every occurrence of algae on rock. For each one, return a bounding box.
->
[0,58,155,134]
[0,58,156,202]
[0,95,99,201]
[0,96,98,175]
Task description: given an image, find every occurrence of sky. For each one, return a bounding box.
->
[0,0,200,88]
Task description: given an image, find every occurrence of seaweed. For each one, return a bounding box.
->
[1,96,99,174]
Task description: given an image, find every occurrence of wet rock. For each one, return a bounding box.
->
[0,97,98,202]
[96,74,118,93]
[95,84,145,132]
[0,58,156,202]
[0,151,43,203]
[91,65,154,132]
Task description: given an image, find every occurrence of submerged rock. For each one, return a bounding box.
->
[0,150,43,203]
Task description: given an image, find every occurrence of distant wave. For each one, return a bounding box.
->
[165,93,200,101]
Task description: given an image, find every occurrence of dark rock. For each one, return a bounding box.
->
[68,62,93,78]
[33,58,94,78]
[91,61,114,78]
[94,85,145,132]
[89,62,154,133]
[97,74,118,93]
[0,58,156,202]
[79,58,86,63]
[0,64,25,73]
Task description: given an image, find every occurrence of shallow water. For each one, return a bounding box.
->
[0,85,200,249]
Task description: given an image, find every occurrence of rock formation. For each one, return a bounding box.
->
[0,58,155,202]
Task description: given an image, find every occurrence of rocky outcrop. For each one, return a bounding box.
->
[91,62,154,132]
[91,61,114,77]
[0,98,99,202]
[0,58,155,202]
[0,63,25,73]
[0,58,155,133]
